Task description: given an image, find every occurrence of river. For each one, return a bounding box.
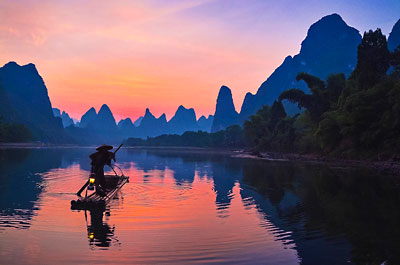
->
[0,147,399,264]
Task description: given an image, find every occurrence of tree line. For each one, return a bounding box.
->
[127,29,400,158]
[245,29,400,158]
[0,116,31,142]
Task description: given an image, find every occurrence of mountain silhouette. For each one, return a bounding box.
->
[0,62,67,142]
[95,104,117,131]
[53,108,74,128]
[167,105,199,134]
[198,115,214,132]
[118,118,136,137]
[388,19,400,52]
[118,118,134,129]
[211,86,239,132]
[79,107,97,128]
[67,105,119,143]
[239,13,362,122]
[133,116,143,127]
[134,108,168,137]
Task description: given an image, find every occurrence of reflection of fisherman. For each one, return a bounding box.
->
[87,209,115,248]
[89,145,116,195]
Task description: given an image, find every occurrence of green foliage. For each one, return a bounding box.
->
[350,29,391,90]
[124,125,245,148]
[391,46,400,76]
[279,72,346,122]
[293,112,319,152]
[0,117,31,142]
[127,27,399,158]
[244,101,296,151]
[245,28,400,158]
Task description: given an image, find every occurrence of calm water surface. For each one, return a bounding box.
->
[1,148,400,265]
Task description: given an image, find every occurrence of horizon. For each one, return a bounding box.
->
[0,0,399,121]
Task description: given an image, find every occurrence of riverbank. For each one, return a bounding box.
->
[0,142,85,148]
[119,146,400,176]
[233,151,400,176]
[2,143,400,176]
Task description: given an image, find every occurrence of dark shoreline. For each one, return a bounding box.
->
[233,151,400,176]
[1,142,399,176]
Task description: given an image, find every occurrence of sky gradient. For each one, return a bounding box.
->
[0,0,399,121]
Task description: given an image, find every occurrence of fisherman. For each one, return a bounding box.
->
[89,144,116,196]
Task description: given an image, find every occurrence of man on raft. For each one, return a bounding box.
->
[89,144,116,196]
[76,144,121,197]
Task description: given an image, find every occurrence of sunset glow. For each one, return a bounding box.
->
[0,0,399,121]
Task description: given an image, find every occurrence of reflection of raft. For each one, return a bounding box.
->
[71,173,129,211]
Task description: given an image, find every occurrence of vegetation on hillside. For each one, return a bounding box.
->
[126,29,400,159]
[0,117,31,142]
[124,125,244,148]
[246,29,400,158]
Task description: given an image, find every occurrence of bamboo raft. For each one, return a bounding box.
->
[71,173,129,211]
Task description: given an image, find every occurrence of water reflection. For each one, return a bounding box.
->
[85,208,118,248]
[0,147,400,264]
[0,148,61,229]
[240,160,400,265]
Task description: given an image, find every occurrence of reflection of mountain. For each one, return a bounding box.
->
[125,150,400,264]
[210,160,240,209]
[124,149,196,184]
[240,161,400,265]
[3,147,399,263]
[0,149,64,229]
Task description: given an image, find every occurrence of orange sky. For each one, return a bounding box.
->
[0,0,399,121]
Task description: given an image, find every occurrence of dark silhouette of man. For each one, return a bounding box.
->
[89,144,115,195]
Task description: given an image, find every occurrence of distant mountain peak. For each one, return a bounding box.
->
[87,107,97,114]
[79,107,97,128]
[3,61,39,75]
[144,108,155,119]
[307,13,348,33]
[3,61,19,68]
[218,85,231,96]
[320,13,344,23]
[53,108,61,117]
[168,105,199,134]
[216,85,236,111]
[133,116,143,127]
[22,63,39,75]
[198,114,214,132]
[177,105,187,111]
[300,13,359,56]
[158,113,167,122]
[174,105,195,117]
[211,85,238,132]
[238,14,361,122]
[97,104,116,128]
[0,61,67,141]
[388,19,400,52]
[123,117,132,123]
[118,118,135,131]
[99,104,111,112]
